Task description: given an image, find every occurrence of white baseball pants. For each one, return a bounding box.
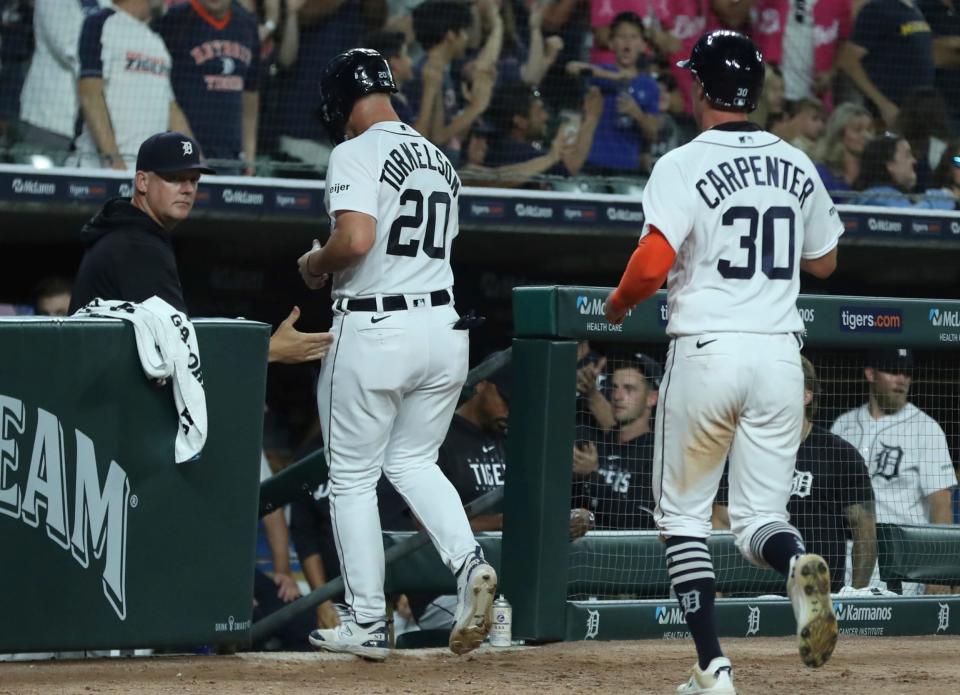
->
[317,300,478,623]
[653,332,804,566]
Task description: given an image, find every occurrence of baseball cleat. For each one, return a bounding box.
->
[676,657,737,694]
[449,547,497,655]
[308,618,389,661]
[787,553,838,668]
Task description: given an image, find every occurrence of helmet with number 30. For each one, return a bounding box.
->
[677,30,765,113]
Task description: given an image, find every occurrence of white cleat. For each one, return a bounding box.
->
[449,548,498,655]
[787,553,838,668]
[677,656,737,694]
[308,618,389,661]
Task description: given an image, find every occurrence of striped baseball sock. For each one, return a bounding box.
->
[751,521,806,576]
[665,537,723,670]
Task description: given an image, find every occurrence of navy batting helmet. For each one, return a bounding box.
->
[318,48,398,144]
[677,30,764,112]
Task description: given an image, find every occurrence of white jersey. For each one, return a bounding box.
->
[73,6,175,167]
[831,403,956,525]
[640,123,843,336]
[323,122,460,300]
[20,0,108,139]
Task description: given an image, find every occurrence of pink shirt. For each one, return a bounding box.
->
[753,0,851,74]
[651,0,716,113]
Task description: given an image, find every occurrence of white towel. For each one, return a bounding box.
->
[74,297,207,463]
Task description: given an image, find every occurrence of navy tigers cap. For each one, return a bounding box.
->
[135,131,216,175]
[866,347,914,372]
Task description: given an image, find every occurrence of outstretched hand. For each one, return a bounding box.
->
[268,306,334,364]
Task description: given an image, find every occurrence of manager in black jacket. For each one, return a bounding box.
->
[69,131,330,363]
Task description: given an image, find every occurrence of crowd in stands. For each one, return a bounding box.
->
[2,0,960,204]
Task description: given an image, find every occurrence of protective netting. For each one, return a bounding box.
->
[568,342,960,600]
[2,0,959,202]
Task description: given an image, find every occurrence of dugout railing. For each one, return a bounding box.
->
[500,287,960,642]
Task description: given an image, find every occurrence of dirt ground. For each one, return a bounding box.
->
[1,636,956,695]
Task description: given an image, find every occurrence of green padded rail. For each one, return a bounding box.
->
[877,523,960,584]
[513,286,960,349]
[382,531,783,597]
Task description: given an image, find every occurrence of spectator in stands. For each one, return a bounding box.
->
[897,86,952,192]
[513,0,565,86]
[486,81,602,176]
[531,0,591,110]
[363,30,415,124]
[925,139,960,207]
[813,103,874,196]
[917,0,960,130]
[750,64,785,129]
[74,0,193,169]
[158,0,261,174]
[69,131,332,363]
[715,356,878,593]
[0,0,32,143]
[567,11,659,175]
[753,0,852,106]
[832,347,958,595]
[409,0,494,159]
[836,0,935,127]
[459,118,571,186]
[638,1,707,118]
[572,352,660,530]
[771,97,825,157]
[853,133,955,208]
[274,0,385,173]
[33,277,73,317]
[17,1,108,165]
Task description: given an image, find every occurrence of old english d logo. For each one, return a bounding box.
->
[872,442,904,480]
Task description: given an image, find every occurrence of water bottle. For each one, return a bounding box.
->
[489,595,512,646]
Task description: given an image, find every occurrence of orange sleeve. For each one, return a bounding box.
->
[608,227,676,314]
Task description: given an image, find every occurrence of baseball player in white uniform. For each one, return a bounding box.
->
[604,31,843,693]
[832,347,957,595]
[296,49,496,660]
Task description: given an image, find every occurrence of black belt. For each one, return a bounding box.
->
[336,289,451,312]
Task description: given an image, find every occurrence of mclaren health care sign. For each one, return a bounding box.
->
[0,318,269,652]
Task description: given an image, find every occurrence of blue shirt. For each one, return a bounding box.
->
[854,185,956,209]
[586,66,659,172]
[157,1,260,160]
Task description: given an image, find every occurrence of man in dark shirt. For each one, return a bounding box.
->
[157,0,261,170]
[69,130,331,363]
[714,356,878,592]
[837,0,935,126]
[918,0,960,127]
[486,81,602,177]
[573,352,661,530]
[69,131,213,314]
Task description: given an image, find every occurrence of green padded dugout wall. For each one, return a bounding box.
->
[0,318,269,652]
